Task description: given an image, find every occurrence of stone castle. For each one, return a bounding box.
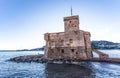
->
[44,15,93,61]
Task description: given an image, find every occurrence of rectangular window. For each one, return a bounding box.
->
[71,49,74,52]
[61,49,64,53]
[76,52,78,54]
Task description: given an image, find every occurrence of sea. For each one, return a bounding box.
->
[0,50,120,78]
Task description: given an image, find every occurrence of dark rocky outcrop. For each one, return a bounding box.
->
[9,54,120,64]
[9,54,48,63]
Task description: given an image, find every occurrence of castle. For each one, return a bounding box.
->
[44,15,93,61]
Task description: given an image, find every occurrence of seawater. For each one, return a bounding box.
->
[0,50,120,78]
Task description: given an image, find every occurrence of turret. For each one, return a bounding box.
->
[64,15,79,32]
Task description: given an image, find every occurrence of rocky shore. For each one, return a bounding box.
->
[10,54,120,64]
[9,54,85,64]
[10,54,48,63]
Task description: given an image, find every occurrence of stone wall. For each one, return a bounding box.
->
[44,15,92,61]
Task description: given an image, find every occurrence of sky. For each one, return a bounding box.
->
[0,0,120,50]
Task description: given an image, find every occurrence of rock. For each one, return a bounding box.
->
[9,54,46,63]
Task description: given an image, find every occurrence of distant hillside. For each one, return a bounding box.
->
[91,40,120,49]
[29,46,45,51]
[16,46,45,51]
[0,41,119,52]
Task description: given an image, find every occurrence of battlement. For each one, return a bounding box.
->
[64,15,79,21]
[64,15,79,32]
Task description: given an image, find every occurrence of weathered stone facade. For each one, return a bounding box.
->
[44,15,93,61]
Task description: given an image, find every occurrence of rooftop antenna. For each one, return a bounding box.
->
[71,6,73,16]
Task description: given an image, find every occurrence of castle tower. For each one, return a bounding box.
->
[44,14,92,60]
[64,15,79,32]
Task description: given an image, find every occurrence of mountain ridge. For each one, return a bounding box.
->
[91,40,120,49]
[0,40,120,51]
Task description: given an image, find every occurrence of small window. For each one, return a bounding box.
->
[67,44,70,46]
[74,31,78,34]
[69,39,73,43]
[61,49,64,53]
[76,52,78,54]
[71,49,74,52]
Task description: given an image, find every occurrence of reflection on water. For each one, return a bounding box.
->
[45,63,95,78]
[91,62,120,78]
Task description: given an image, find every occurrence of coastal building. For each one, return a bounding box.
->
[44,15,93,61]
